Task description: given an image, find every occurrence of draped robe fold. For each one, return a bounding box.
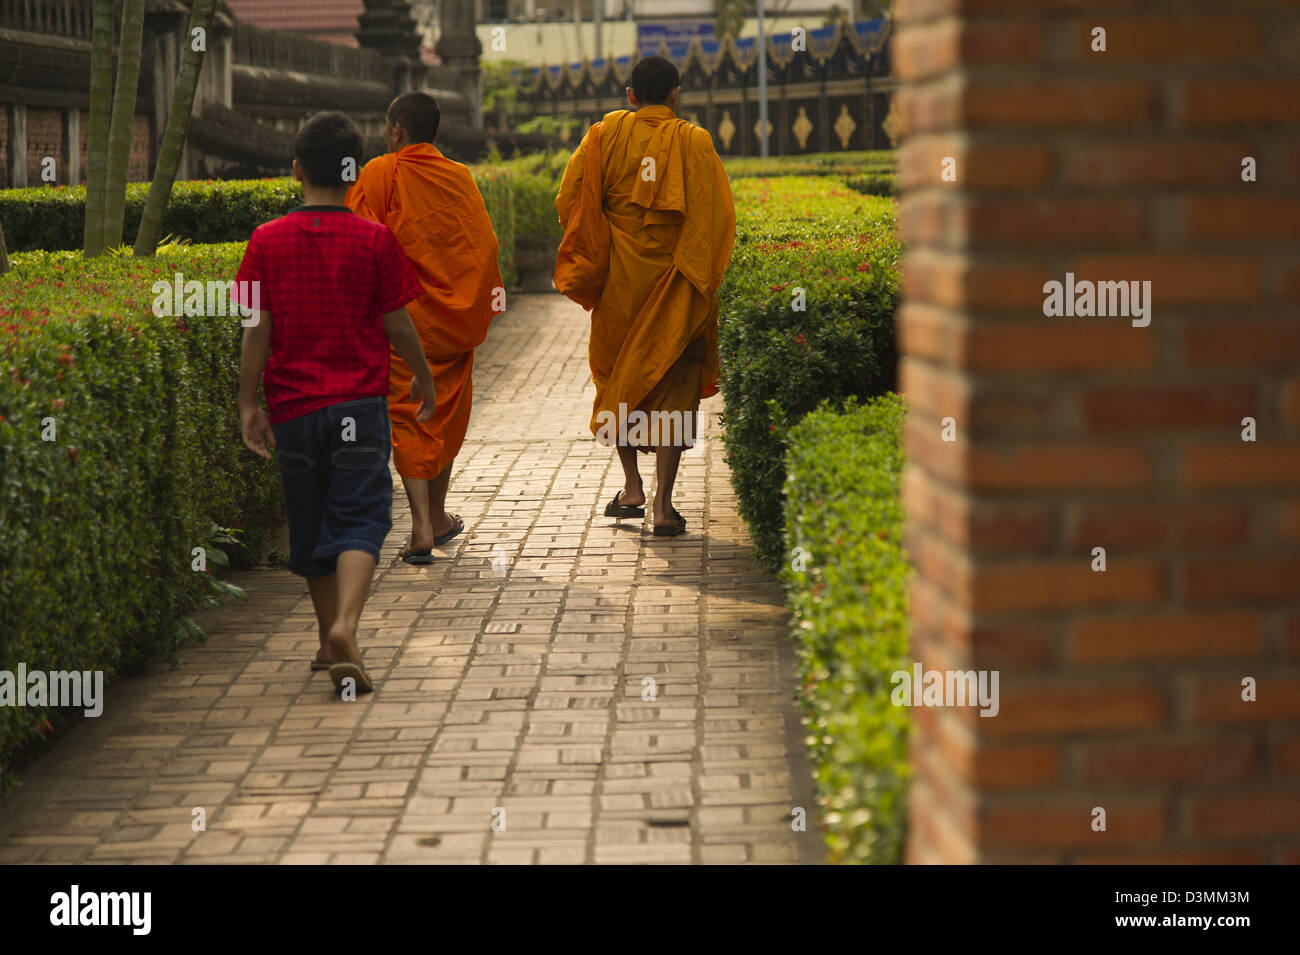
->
[556,106,735,450]
[347,143,503,478]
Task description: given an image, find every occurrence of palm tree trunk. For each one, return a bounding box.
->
[83,0,115,257]
[134,0,218,257]
[100,0,147,252]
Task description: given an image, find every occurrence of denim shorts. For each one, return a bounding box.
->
[271,396,393,578]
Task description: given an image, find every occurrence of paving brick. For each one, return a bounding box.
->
[0,295,815,867]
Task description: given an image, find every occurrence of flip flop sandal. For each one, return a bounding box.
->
[310,657,332,672]
[401,547,436,565]
[329,661,374,695]
[433,514,465,546]
[604,491,646,518]
[653,508,688,537]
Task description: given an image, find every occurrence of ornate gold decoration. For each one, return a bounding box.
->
[792,107,813,150]
[833,104,857,149]
[753,116,773,144]
[717,110,736,151]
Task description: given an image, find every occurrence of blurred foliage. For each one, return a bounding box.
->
[783,394,909,864]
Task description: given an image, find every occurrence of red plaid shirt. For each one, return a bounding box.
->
[234,207,422,423]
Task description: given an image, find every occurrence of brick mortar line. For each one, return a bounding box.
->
[584,450,653,864]
[690,428,716,865]
[476,314,578,863]
[376,306,544,863]
[272,472,413,863]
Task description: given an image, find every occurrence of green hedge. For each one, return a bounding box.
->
[0,180,302,254]
[0,169,523,287]
[0,244,283,794]
[724,150,896,179]
[718,180,901,569]
[844,172,899,198]
[471,167,518,289]
[783,394,910,865]
[512,171,563,240]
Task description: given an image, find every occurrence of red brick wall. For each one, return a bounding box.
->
[25,108,62,185]
[895,0,1300,863]
[1,108,151,188]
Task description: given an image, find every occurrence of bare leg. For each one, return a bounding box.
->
[401,476,434,550]
[429,460,457,538]
[308,575,338,664]
[616,444,645,507]
[325,550,377,666]
[652,445,684,528]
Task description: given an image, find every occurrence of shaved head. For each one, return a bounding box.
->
[629,56,680,106]
[387,91,440,144]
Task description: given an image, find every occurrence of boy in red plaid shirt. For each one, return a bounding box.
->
[235,111,435,697]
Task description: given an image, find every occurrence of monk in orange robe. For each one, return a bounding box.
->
[555,56,735,536]
[347,92,504,563]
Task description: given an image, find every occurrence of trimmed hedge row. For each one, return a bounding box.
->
[844,172,898,198]
[470,167,518,290]
[0,169,527,288]
[512,171,564,240]
[0,180,302,254]
[0,244,283,794]
[782,394,910,865]
[723,150,896,179]
[718,177,901,569]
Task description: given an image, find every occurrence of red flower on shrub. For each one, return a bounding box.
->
[176,319,188,333]
[67,446,79,464]
[52,398,64,410]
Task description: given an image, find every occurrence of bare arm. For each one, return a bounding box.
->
[382,306,437,422]
[238,310,275,459]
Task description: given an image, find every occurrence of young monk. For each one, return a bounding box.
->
[555,55,735,536]
[347,91,504,563]
[236,111,436,695]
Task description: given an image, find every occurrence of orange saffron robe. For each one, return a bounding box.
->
[556,105,735,449]
[347,142,503,478]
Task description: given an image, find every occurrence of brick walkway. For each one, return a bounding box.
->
[0,294,822,865]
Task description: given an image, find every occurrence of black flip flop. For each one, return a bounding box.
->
[397,535,436,565]
[433,514,465,546]
[653,508,688,537]
[604,491,645,518]
[310,657,331,672]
